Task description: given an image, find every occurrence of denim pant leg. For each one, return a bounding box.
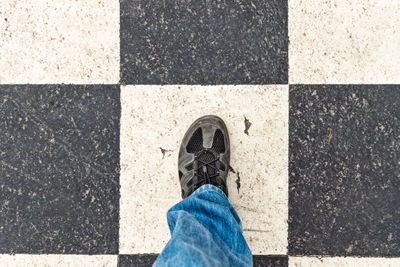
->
[153,184,252,267]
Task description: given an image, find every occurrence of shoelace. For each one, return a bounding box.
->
[194,152,220,187]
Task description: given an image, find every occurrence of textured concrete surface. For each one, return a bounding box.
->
[253,255,288,267]
[120,0,288,84]
[118,254,159,267]
[118,254,289,267]
[0,0,119,83]
[120,85,288,254]
[1,0,400,264]
[289,257,400,267]
[0,85,120,254]
[289,85,400,256]
[289,0,400,83]
[0,255,117,267]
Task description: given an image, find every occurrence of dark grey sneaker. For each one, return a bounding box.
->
[178,115,230,199]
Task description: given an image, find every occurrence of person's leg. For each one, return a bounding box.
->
[154,115,252,266]
[153,184,252,267]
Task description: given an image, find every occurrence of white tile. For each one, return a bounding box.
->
[120,85,288,254]
[289,256,400,267]
[289,0,400,84]
[0,254,117,267]
[0,0,119,84]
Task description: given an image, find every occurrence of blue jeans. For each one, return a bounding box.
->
[153,184,252,267]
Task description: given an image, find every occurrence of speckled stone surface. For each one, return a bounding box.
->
[253,255,288,267]
[0,85,120,254]
[289,256,400,267]
[118,254,288,267]
[289,85,400,256]
[118,254,159,267]
[0,0,119,84]
[3,0,400,264]
[289,0,400,83]
[120,85,288,254]
[0,254,117,267]
[120,0,288,84]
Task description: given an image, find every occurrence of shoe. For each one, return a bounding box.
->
[178,115,230,199]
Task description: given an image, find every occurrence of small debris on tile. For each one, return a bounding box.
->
[228,165,236,173]
[159,147,173,159]
[228,165,241,193]
[235,171,241,193]
[244,116,252,135]
[328,128,332,139]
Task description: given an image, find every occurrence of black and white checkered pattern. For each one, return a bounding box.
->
[1,0,399,266]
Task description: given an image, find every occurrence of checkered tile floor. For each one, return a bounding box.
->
[1,0,399,266]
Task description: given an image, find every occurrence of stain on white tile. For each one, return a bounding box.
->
[289,256,400,267]
[120,85,288,255]
[0,254,117,267]
[289,0,400,84]
[0,0,119,84]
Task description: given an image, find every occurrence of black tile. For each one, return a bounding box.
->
[0,85,120,254]
[119,254,159,267]
[118,254,287,266]
[289,85,400,256]
[253,255,288,267]
[120,0,288,84]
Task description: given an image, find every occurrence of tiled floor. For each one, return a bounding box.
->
[120,0,288,84]
[289,85,400,256]
[1,0,399,267]
[119,85,288,255]
[289,0,400,84]
[0,0,119,84]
